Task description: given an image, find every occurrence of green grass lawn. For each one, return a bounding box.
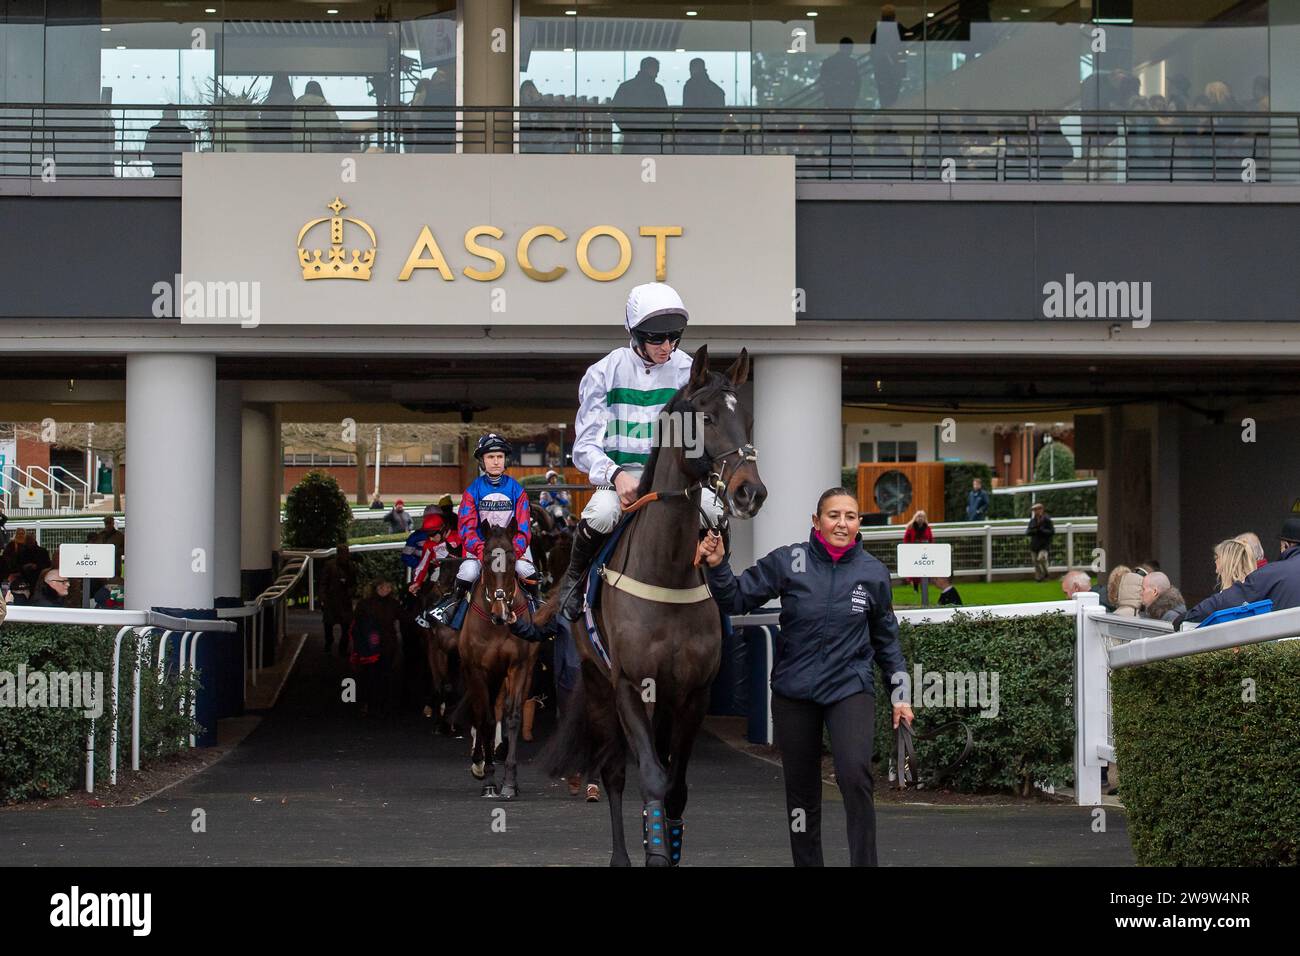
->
[891,578,1065,607]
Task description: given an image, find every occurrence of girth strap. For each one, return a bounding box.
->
[597,565,712,605]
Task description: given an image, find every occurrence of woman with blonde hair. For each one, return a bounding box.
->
[1213,538,1255,593]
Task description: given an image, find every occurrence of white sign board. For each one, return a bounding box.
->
[897,543,952,578]
[59,543,117,579]
[19,486,44,508]
[181,153,796,326]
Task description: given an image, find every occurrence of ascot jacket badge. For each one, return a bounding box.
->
[298,197,376,280]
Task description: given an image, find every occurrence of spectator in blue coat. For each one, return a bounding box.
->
[1185,518,1300,624]
[965,477,990,521]
[696,486,913,867]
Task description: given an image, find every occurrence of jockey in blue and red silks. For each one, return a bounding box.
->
[428,433,536,624]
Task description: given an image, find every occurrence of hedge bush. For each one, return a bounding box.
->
[283,471,352,550]
[870,611,1076,794]
[0,624,196,803]
[351,549,407,592]
[1112,641,1300,866]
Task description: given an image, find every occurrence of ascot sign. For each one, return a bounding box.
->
[295,195,683,284]
[181,153,795,326]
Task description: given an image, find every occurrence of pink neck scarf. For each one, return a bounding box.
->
[815,529,854,562]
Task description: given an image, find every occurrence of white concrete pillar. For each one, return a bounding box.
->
[752,354,842,562]
[214,382,243,600]
[240,403,280,586]
[124,353,216,610]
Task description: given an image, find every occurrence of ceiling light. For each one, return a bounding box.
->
[327,8,339,14]
[116,44,125,49]
[675,47,685,52]
[807,11,818,16]
[563,47,574,52]
[100,26,111,32]
[205,7,216,13]
[565,9,577,14]
[686,10,698,16]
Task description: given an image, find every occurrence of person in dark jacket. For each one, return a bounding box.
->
[319,542,357,655]
[1025,502,1055,581]
[696,486,913,867]
[1185,518,1300,624]
[30,567,71,608]
[965,477,990,521]
[383,499,414,535]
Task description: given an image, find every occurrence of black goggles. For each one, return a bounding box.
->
[636,329,683,346]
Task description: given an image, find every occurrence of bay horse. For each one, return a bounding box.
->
[543,345,766,866]
[450,520,546,799]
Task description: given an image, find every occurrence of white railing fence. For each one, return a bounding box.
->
[858,518,1098,581]
[1075,603,1300,806]
[2,606,235,793]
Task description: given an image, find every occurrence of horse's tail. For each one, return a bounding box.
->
[539,672,624,779]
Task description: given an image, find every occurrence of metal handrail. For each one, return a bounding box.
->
[1075,602,1300,806]
[1,103,1294,184]
[2,607,234,794]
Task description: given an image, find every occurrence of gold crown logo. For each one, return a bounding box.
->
[297,197,377,280]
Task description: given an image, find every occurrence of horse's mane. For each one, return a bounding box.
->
[635,370,734,499]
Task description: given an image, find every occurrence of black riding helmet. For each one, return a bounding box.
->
[474,433,513,461]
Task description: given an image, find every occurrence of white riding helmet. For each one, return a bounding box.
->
[625,282,690,338]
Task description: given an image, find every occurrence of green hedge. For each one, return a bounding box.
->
[870,611,1076,794]
[0,624,196,803]
[351,549,407,592]
[1112,641,1300,866]
[284,471,353,549]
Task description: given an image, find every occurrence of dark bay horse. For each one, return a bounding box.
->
[543,345,766,865]
[451,520,546,799]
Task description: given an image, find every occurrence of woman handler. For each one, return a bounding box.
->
[696,486,913,867]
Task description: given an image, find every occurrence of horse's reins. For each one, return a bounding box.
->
[894,719,975,790]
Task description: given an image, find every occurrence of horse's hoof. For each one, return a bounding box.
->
[480,784,499,798]
[645,854,672,868]
[498,784,517,801]
[470,761,486,780]
[494,742,508,761]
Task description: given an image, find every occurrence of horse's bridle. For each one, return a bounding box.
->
[470,584,527,626]
[702,442,759,516]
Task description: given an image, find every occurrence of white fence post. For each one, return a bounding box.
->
[1074,597,1107,806]
[983,524,993,583]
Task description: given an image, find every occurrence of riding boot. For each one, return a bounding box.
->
[560,520,609,622]
[428,579,470,625]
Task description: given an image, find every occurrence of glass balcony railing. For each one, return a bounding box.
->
[2,103,1295,184]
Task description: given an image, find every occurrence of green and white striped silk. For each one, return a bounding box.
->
[603,386,677,467]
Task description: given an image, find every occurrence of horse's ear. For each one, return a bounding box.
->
[687,344,710,395]
[725,348,750,387]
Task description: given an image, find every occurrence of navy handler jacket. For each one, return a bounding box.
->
[707,530,908,706]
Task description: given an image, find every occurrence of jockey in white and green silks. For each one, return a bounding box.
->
[558,281,722,621]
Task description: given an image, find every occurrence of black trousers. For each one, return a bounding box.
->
[772,690,878,867]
